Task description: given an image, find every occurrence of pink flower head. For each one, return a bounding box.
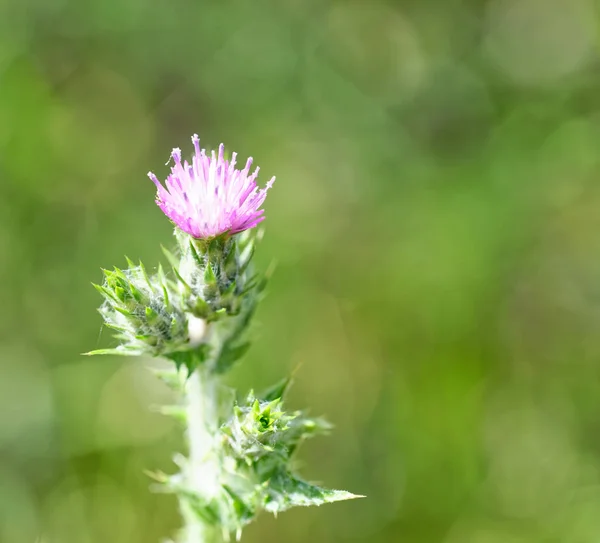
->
[148,135,275,239]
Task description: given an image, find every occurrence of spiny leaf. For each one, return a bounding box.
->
[223,485,255,525]
[261,377,293,402]
[178,490,221,525]
[263,473,363,514]
[82,348,141,356]
[215,341,251,374]
[165,345,210,376]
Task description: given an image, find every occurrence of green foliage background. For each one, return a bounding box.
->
[3,0,600,541]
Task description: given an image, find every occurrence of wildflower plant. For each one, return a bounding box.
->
[88,135,360,542]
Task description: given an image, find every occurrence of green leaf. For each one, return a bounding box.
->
[82,348,141,356]
[165,345,210,376]
[263,472,363,514]
[178,490,221,526]
[261,377,292,402]
[223,485,256,525]
[215,341,251,374]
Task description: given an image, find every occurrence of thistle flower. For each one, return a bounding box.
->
[148,135,275,239]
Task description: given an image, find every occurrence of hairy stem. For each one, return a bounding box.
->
[181,366,221,543]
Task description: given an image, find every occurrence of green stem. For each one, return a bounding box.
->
[181,365,221,543]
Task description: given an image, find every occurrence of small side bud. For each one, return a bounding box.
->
[91,260,190,358]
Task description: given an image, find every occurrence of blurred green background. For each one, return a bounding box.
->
[4,0,600,541]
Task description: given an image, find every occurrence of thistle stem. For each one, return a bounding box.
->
[181,366,221,543]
